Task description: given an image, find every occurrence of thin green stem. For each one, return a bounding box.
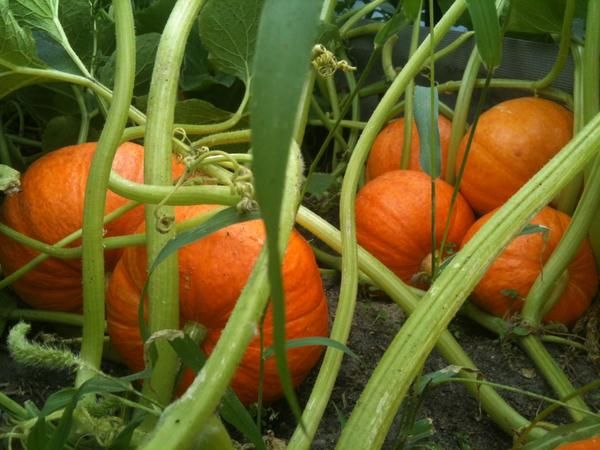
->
[0,391,27,419]
[76,0,136,386]
[5,309,85,327]
[381,35,399,82]
[0,122,13,166]
[192,129,251,148]
[529,0,576,90]
[72,86,90,144]
[339,0,388,37]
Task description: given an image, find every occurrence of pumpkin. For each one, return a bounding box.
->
[456,97,573,214]
[555,436,600,449]
[461,207,598,326]
[106,204,329,405]
[365,115,452,182]
[355,170,475,287]
[0,142,181,312]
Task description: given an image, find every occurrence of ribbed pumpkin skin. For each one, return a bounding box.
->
[106,204,329,405]
[555,436,600,450]
[461,207,598,326]
[456,97,573,214]
[366,115,452,182]
[355,170,475,286]
[0,142,149,311]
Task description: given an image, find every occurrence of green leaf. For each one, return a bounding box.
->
[374,8,409,48]
[149,207,260,273]
[27,415,50,449]
[414,85,441,178]
[506,0,565,35]
[0,164,20,193]
[174,99,235,124]
[262,337,359,360]
[32,29,80,73]
[169,335,267,450]
[415,365,465,394]
[99,33,161,96]
[41,115,82,151]
[519,417,600,450]
[466,0,502,70]
[305,171,336,196]
[402,0,423,21]
[10,0,62,42]
[519,223,550,237]
[250,0,323,421]
[181,23,236,92]
[198,0,264,83]
[135,0,176,34]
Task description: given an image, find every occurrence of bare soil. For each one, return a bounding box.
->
[0,278,598,449]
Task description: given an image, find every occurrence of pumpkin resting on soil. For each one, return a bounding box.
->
[0,142,156,311]
[355,170,475,287]
[365,115,452,182]
[456,96,573,214]
[461,207,598,326]
[555,436,600,450]
[106,204,329,405]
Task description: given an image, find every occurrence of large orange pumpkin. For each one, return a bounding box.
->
[555,436,600,449]
[106,204,329,405]
[456,97,573,214]
[355,170,475,287]
[366,115,452,182]
[461,207,598,326]
[0,142,183,312]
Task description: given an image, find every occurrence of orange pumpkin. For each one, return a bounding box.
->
[555,436,600,449]
[365,115,452,182]
[0,142,161,311]
[106,204,329,404]
[456,97,573,214]
[355,170,475,287]
[461,207,598,326]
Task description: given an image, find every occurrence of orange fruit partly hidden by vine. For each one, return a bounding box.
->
[365,115,452,182]
[106,204,329,405]
[456,96,573,214]
[461,207,598,326]
[0,142,183,312]
[555,436,600,449]
[355,170,475,288]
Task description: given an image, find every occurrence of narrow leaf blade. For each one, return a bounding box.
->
[466,0,502,70]
[250,0,323,420]
[414,85,441,178]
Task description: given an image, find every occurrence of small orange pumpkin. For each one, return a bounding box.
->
[456,97,573,214]
[461,207,598,326]
[366,115,452,182]
[355,170,475,287]
[555,436,600,449]
[106,204,329,404]
[0,142,154,311]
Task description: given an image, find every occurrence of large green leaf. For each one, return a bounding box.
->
[0,1,48,97]
[198,0,263,83]
[250,0,323,420]
[506,0,565,35]
[99,33,161,96]
[10,0,62,42]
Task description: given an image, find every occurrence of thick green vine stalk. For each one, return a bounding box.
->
[140,144,304,450]
[335,108,600,449]
[76,0,136,386]
[140,0,206,407]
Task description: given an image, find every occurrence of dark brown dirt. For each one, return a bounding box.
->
[0,279,598,449]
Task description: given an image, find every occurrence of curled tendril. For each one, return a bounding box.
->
[155,210,176,233]
[311,44,356,78]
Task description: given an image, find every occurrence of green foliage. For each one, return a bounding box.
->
[413,85,441,178]
[465,0,502,70]
[198,0,264,83]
